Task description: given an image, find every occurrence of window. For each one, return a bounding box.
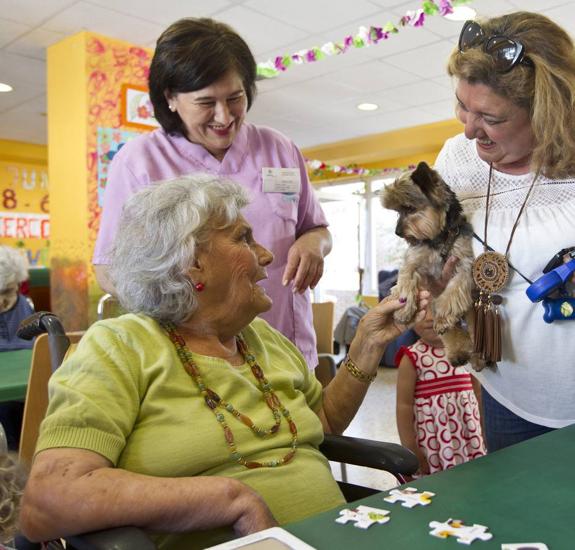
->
[314,178,406,320]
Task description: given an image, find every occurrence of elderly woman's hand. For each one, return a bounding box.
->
[349,291,430,358]
[20,448,278,543]
[318,290,429,436]
[283,227,331,294]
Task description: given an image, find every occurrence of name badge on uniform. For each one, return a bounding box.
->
[262,167,301,193]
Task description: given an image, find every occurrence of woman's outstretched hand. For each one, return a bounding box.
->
[352,290,430,355]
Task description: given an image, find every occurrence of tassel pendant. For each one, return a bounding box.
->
[473,292,485,354]
[472,292,503,367]
[485,305,495,363]
[493,304,502,362]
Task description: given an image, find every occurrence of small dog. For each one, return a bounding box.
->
[381,161,476,367]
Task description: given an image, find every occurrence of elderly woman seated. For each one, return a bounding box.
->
[20,174,428,549]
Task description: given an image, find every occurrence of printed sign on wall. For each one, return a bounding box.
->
[0,162,50,267]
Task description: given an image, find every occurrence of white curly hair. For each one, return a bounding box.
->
[0,451,26,543]
[0,246,29,290]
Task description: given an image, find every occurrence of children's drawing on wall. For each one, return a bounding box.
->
[96,128,140,207]
[120,84,160,130]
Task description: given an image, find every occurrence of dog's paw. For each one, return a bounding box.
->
[469,353,487,372]
[443,330,473,366]
[432,296,464,334]
[394,297,417,325]
[447,349,471,367]
[433,315,455,335]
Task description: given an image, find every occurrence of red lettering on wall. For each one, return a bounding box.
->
[0,213,50,239]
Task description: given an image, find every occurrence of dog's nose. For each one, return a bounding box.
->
[395,223,403,238]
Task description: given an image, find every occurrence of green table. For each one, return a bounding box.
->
[1,349,32,402]
[287,425,575,549]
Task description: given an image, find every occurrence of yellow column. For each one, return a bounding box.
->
[47,32,152,330]
[47,32,91,330]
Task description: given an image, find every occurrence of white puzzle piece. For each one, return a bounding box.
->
[335,505,391,529]
[429,519,493,545]
[384,487,435,508]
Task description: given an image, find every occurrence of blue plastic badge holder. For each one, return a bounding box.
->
[526,258,575,302]
[526,258,575,323]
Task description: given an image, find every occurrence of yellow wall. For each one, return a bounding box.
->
[0,139,49,266]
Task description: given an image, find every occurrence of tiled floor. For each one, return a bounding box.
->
[330,367,403,491]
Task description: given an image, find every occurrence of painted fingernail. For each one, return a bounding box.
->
[399,297,407,303]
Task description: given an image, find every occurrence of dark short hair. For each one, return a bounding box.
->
[149,18,257,135]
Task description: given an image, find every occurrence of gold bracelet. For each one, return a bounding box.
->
[343,354,376,384]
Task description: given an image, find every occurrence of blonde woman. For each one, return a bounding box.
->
[435,12,575,451]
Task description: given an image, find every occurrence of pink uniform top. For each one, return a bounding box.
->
[93,123,328,368]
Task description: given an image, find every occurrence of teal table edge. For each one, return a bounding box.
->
[286,424,575,549]
[1,348,32,402]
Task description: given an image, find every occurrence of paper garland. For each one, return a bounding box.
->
[307,159,415,179]
[257,0,473,79]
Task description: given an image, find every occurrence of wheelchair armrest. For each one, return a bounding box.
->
[65,526,156,550]
[319,433,418,477]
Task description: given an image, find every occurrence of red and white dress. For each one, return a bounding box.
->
[396,341,486,473]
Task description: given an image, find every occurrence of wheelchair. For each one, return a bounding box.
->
[15,311,418,550]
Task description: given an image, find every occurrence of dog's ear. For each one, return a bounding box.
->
[410,162,436,197]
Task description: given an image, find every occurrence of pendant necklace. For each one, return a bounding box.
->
[472,163,539,366]
[162,321,298,469]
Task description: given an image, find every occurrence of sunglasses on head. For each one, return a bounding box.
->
[458,20,532,73]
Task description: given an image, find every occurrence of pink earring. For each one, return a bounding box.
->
[194,282,205,292]
[169,104,176,112]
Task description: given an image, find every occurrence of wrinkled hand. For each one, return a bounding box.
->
[425,255,460,297]
[282,230,329,294]
[233,487,278,537]
[353,291,430,353]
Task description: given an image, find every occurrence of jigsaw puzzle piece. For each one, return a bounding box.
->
[384,487,435,508]
[335,505,390,529]
[429,518,493,545]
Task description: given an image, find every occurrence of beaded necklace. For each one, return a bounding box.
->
[162,322,298,469]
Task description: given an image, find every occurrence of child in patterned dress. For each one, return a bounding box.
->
[395,307,486,475]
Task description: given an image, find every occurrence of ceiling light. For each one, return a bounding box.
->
[444,6,476,21]
[0,83,13,93]
[357,102,379,112]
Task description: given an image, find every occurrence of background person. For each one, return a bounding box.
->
[435,12,575,452]
[93,17,331,369]
[0,246,34,352]
[22,175,428,549]
[0,246,35,452]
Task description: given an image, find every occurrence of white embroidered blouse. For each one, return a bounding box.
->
[435,133,575,427]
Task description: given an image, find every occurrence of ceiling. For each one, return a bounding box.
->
[1,0,574,150]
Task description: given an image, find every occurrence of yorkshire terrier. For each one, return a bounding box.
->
[381,161,476,367]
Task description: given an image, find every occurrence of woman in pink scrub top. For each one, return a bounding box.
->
[93,18,331,369]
